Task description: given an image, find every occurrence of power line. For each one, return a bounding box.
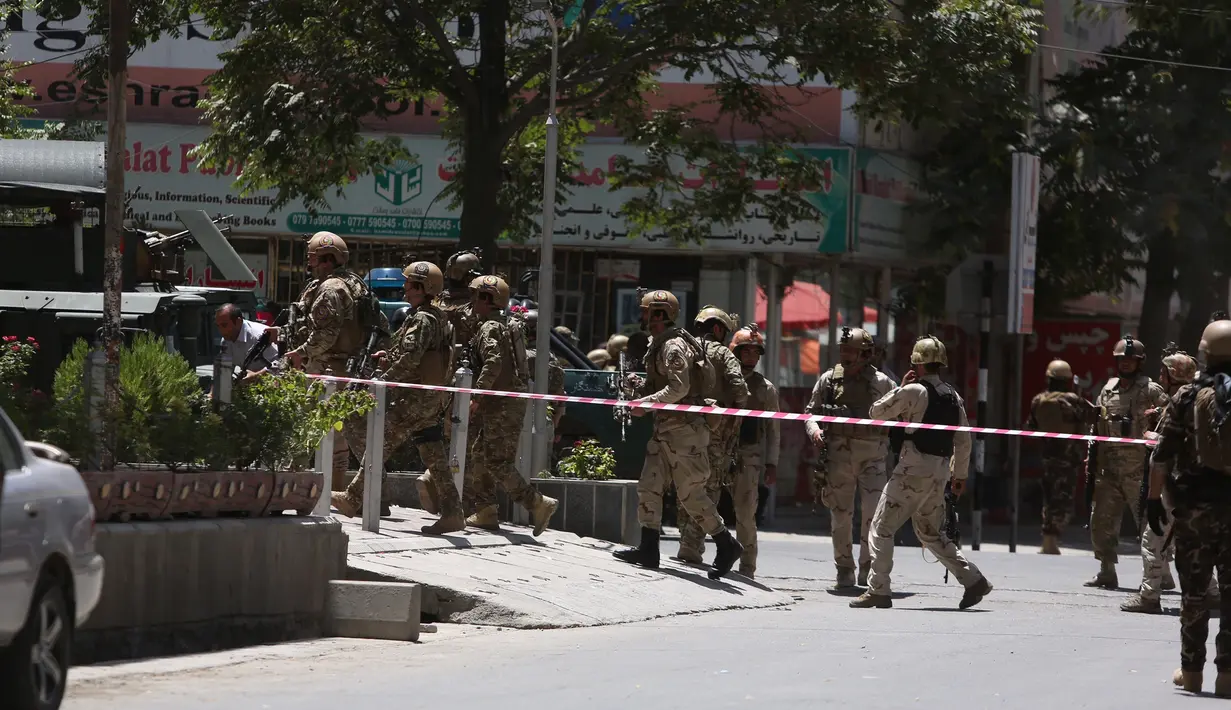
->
[1040,43,1231,72]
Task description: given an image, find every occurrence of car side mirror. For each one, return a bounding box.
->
[27,441,72,465]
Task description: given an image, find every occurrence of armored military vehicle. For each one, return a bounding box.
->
[366,268,410,323]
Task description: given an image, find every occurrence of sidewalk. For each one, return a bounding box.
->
[338,507,793,630]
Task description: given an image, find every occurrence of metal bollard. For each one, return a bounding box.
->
[312,372,337,517]
[361,381,387,533]
[512,383,535,525]
[448,361,473,500]
[83,349,107,470]
[213,352,234,407]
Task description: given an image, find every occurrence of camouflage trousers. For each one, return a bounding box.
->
[1040,454,1080,537]
[730,444,764,574]
[466,396,544,513]
[1168,475,1231,673]
[307,355,352,490]
[340,391,461,518]
[823,436,889,571]
[866,448,983,596]
[1139,497,1217,603]
[677,420,738,560]
[1090,455,1145,564]
[638,414,723,535]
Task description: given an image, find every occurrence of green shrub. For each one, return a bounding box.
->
[550,438,616,481]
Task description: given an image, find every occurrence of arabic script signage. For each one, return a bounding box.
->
[182,249,268,297]
[1021,319,1121,423]
[116,124,851,254]
[852,148,924,262]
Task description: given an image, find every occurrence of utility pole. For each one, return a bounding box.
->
[101,0,129,470]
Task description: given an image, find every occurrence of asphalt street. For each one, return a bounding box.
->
[65,532,1202,709]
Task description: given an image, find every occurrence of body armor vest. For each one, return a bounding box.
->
[1097,376,1152,444]
[414,306,453,386]
[319,273,364,355]
[643,328,710,404]
[826,364,883,440]
[906,379,961,457]
[1032,391,1086,434]
[1193,385,1231,475]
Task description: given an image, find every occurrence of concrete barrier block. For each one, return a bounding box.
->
[326,580,421,642]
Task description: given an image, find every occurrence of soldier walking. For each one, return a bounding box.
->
[729,324,779,578]
[462,275,559,535]
[1146,320,1231,696]
[614,289,743,580]
[330,262,466,533]
[284,232,380,494]
[805,327,896,588]
[1026,360,1096,555]
[851,335,993,610]
[675,306,748,565]
[1085,336,1169,590]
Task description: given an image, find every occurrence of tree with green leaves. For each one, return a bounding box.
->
[0,1,34,138]
[51,0,1036,255]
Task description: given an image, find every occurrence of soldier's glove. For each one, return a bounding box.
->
[1147,499,1168,537]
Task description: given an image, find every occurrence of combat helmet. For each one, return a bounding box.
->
[445,249,483,282]
[469,275,511,309]
[729,323,766,355]
[606,334,630,359]
[839,326,874,352]
[1162,351,1198,385]
[1046,360,1073,380]
[1113,335,1146,360]
[1200,320,1231,368]
[910,334,948,366]
[640,289,681,323]
[694,305,738,334]
[587,349,612,368]
[307,232,349,266]
[402,261,444,296]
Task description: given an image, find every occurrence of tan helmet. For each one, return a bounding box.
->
[730,323,766,355]
[554,325,578,345]
[402,261,444,296]
[1045,360,1073,380]
[606,334,629,358]
[1200,320,1231,367]
[1112,335,1146,359]
[445,250,482,281]
[694,305,737,333]
[640,289,681,322]
[307,231,349,266]
[838,326,874,352]
[469,274,511,309]
[910,334,948,366]
[587,348,611,367]
[1162,352,1198,384]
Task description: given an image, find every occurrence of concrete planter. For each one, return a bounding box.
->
[499,477,641,547]
[83,468,324,522]
[76,517,348,664]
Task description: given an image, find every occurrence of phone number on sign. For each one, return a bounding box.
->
[287,212,458,238]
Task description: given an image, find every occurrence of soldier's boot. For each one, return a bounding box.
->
[708,530,743,580]
[857,562,871,587]
[1215,671,1231,697]
[833,567,857,590]
[416,471,439,516]
[613,527,660,569]
[531,495,559,537]
[849,592,892,609]
[421,514,466,535]
[1119,594,1162,614]
[1039,534,1061,555]
[330,491,361,518]
[1173,668,1203,693]
[1083,562,1118,590]
[737,565,755,579]
[466,505,501,531]
[959,577,993,610]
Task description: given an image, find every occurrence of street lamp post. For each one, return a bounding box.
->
[530,7,560,479]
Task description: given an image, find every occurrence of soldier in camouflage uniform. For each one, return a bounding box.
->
[463,275,559,535]
[730,324,780,578]
[284,232,376,493]
[1026,359,1096,555]
[805,327,896,588]
[1145,320,1231,697]
[675,306,749,565]
[331,262,466,534]
[1122,349,1221,613]
[1085,335,1170,590]
[523,308,567,435]
[418,249,483,515]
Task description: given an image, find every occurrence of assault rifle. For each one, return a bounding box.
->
[273,304,298,366]
[614,350,632,441]
[942,484,961,584]
[234,329,275,387]
[1084,441,1098,529]
[346,326,385,389]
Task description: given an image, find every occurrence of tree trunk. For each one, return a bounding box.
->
[457,136,505,256]
[101,0,129,471]
[458,0,511,259]
[1137,229,1178,374]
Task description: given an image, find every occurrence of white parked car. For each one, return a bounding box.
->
[0,410,105,710]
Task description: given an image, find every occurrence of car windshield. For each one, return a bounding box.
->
[372,287,404,301]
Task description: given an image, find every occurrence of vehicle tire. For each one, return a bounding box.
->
[0,575,73,710]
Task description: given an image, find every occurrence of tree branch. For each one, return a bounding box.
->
[386,0,480,112]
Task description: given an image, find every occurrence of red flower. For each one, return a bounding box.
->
[10,344,19,352]
[26,337,36,345]
[2,336,14,342]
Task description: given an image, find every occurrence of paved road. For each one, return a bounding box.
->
[65,532,1198,709]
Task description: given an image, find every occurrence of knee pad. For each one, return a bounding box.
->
[411,424,444,444]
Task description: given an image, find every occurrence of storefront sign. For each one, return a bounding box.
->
[117,124,852,253]
[852,148,924,261]
[1021,319,1120,423]
[182,249,269,297]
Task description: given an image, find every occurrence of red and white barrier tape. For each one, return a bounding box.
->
[303,373,1155,446]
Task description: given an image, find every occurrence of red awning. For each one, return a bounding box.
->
[755,280,878,330]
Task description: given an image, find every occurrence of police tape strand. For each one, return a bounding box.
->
[302,372,1158,447]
